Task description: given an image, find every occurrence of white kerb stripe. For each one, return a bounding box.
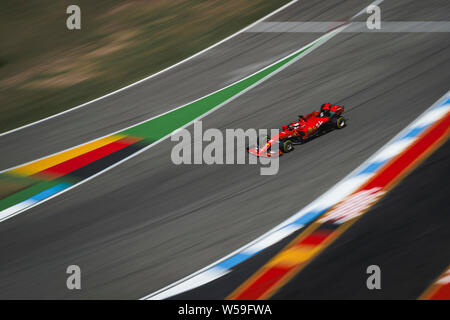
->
[371,138,416,162]
[148,266,229,300]
[412,106,450,128]
[242,224,302,255]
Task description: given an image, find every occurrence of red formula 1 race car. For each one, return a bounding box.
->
[248,103,346,157]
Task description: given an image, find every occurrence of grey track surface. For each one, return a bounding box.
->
[0,31,318,169]
[0,0,449,299]
[178,136,450,300]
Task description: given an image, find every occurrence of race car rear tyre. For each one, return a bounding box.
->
[282,140,294,153]
[335,116,345,129]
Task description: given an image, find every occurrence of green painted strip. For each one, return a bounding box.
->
[122,42,314,139]
[0,39,320,214]
[0,174,38,198]
[0,180,60,211]
[0,177,77,211]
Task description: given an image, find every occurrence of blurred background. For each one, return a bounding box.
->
[0,0,448,300]
[0,0,288,132]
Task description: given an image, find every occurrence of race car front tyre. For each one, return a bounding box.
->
[282,140,294,153]
[335,116,345,129]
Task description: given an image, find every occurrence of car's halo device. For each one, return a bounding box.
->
[247,103,345,157]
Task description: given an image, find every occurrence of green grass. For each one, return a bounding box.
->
[0,0,289,132]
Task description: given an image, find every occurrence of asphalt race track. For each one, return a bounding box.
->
[0,0,449,299]
[173,139,450,299]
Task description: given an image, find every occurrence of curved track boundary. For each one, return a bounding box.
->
[0,0,299,137]
[0,22,346,223]
[421,266,450,300]
[143,91,450,300]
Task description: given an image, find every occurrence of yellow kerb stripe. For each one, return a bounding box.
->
[10,134,126,176]
[267,245,322,268]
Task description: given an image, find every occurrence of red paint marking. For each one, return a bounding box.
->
[422,268,450,300]
[298,230,331,246]
[34,136,140,179]
[231,266,295,300]
[365,114,450,190]
[427,283,450,300]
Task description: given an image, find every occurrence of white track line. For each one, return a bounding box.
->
[0,21,347,223]
[144,91,449,300]
[352,0,384,19]
[246,21,450,33]
[0,0,299,137]
[0,24,333,174]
